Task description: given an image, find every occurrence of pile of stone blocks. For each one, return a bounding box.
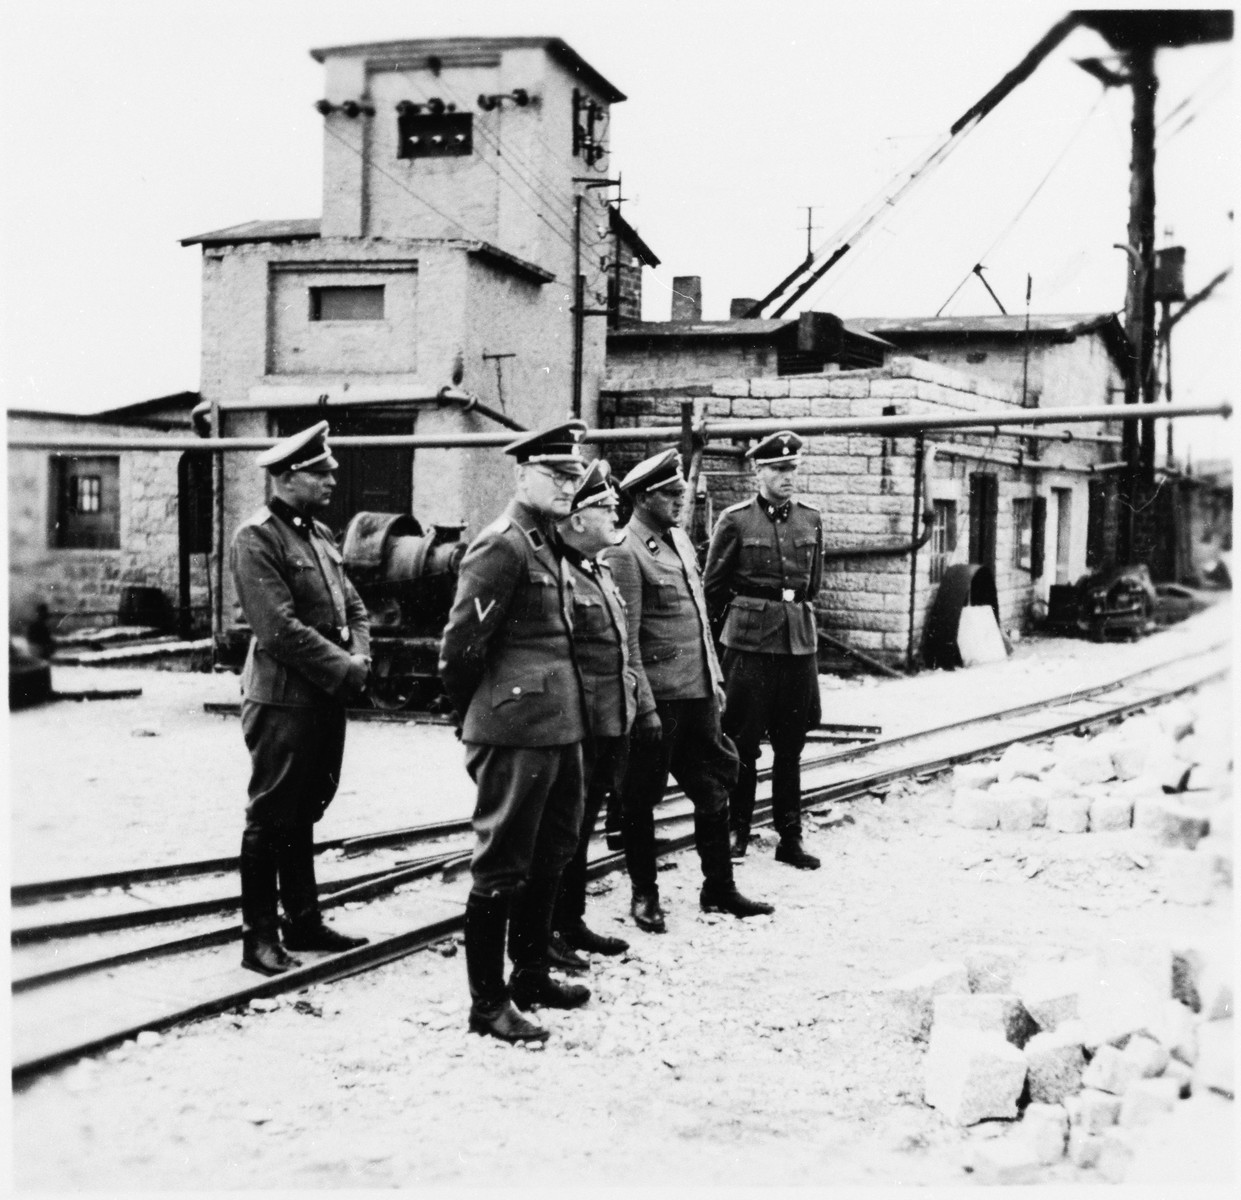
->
[946,698,1232,904]
[882,936,1234,1183]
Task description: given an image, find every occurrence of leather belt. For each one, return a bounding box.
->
[733,584,807,603]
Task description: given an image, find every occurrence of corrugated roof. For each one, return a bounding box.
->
[180,219,321,248]
[308,36,626,104]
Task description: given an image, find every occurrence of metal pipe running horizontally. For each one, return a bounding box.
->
[7,401,1230,453]
[189,385,527,434]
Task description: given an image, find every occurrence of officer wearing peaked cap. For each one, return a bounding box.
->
[605,448,774,931]
[439,419,593,1044]
[547,460,635,969]
[704,430,824,869]
[230,421,372,976]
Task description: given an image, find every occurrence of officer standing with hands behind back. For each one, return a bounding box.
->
[230,421,372,976]
[439,420,593,1045]
[704,430,824,868]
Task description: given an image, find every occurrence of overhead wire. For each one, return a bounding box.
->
[932,91,1108,317]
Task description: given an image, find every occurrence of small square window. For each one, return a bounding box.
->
[309,285,385,321]
[51,456,119,549]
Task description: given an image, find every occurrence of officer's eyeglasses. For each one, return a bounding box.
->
[529,467,580,491]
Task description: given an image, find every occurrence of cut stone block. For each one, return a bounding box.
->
[1193,1019,1234,1098]
[1173,732,1205,765]
[1173,935,1234,1019]
[1088,791,1133,831]
[1121,1035,1170,1079]
[996,742,1053,783]
[996,792,1037,831]
[1154,1000,1198,1064]
[1065,1087,1122,1133]
[1024,1028,1087,1103]
[1059,740,1117,785]
[964,945,1023,995]
[1067,1128,1103,1168]
[950,788,1002,829]
[1134,795,1210,848]
[1022,1101,1069,1164]
[880,960,969,1041]
[1118,1076,1180,1126]
[1046,792,1091,833]
[923,1030,1027,1126]
[953,760,999,791]
[1013,959,1088,1032]
[932,992,1033,1047]
[1081,1045,1130,1094]
[1156,847,1218,905]
[1155,699,1195,741]
[1039,767,1079,801]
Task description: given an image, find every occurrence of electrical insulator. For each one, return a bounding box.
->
[314,99,335,116]
[396,100,422,117]
[427,97,445,116]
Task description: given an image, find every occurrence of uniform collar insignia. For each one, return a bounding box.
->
[759,496,791,522]
[269,496,312,536]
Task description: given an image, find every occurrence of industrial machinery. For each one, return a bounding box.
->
[338,512,468,710]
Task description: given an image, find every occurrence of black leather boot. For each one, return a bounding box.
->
[700,883,776,918]
[242,929,301,976]
[630,890,666,933]
[775,837,821,871]
[240,826,299,973]
[563,922,629,956]
[511,967,590,1011]
[465,893,548,1042]
[730,830,750,858]
[283,916,370,951]
[546,931,590,974]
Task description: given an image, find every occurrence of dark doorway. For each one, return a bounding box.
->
[275,409,415,536]
[178,451,214,638]
[968,473,998,573]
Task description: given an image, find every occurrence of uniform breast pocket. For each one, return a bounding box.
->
[514,571,561,620]
[646,582,681,614]
[739,536,775,571]
[794,534,819,570]
[572,595,611,636]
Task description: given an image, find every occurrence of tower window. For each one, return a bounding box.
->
[309,285,385,321]
[397,111,473,159]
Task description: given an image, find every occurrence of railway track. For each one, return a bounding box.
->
[11,641,1228,1082]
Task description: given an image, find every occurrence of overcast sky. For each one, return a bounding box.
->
[0,0,1234,459]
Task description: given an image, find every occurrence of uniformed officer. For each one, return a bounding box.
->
[607,449,774,931]
[230,421,372,976]
[438,420,592,1045]
[548,461,635,970]
[704,430,824,868]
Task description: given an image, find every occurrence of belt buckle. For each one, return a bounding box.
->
[781,588,796,602]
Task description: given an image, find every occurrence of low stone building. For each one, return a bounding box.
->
[601,306,1125,667]
[7,394,209,638]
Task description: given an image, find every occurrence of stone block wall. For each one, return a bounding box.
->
[7,415,208,635]
[599,356,1114,668]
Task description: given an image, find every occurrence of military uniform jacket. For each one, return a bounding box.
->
[230,504,371,708]
[703,495,823,656]
[564,549,639,739]
[604,513,724,717]
[438,499,587,747]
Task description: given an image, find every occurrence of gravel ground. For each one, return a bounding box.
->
[7,603,1235,1189]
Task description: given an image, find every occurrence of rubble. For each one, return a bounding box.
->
[930,992,1032,1047]
[879,961,969,1040]
[1023,1026,1087,1102]
[922,1030,1026,1125]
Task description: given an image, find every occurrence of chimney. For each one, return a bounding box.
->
[671,276,702,322]
[730,298,759,319]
